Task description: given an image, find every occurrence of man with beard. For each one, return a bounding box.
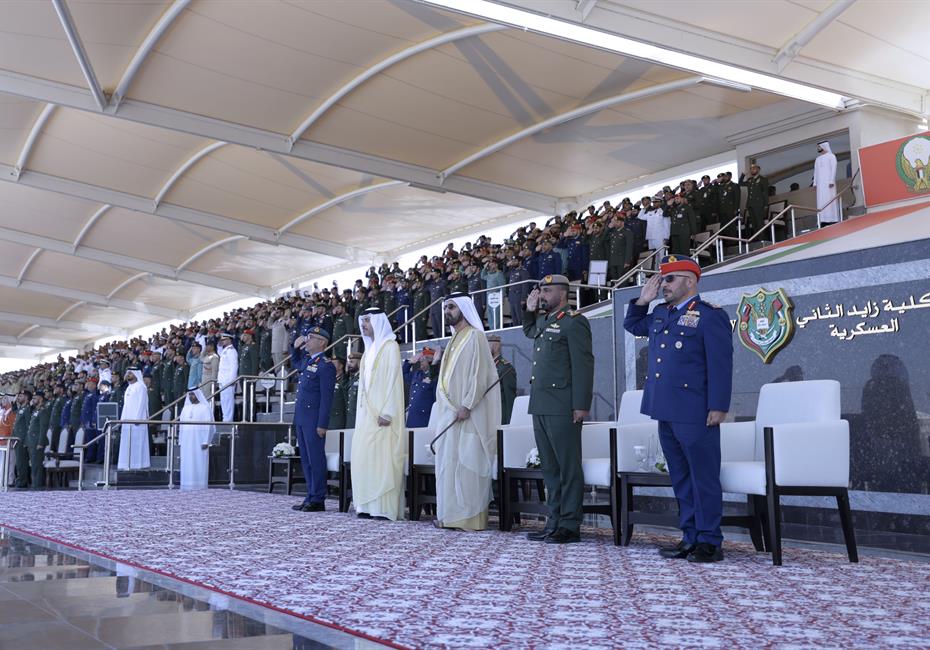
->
[523,275,594,544]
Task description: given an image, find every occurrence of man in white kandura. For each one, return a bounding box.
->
[217,333,238,422]
[433,292,502,531]
[179,388,214,490]
[118,368,150,470]
[351,307,406,521]
[814,140,840,224]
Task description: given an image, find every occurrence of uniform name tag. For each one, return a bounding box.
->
[545,327,561,333]
[307,365,318,373]
[677,315,699,327]
[422,377,431,384]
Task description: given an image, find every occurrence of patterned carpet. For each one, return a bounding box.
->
[0,489,926,648]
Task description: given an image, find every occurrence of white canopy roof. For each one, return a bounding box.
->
[0,0,917,358]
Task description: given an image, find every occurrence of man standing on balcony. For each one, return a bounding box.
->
[814,141,840,224]
[740,164,770,237]
[623,256,732,563]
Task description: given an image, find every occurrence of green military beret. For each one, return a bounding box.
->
[538,274,570,288]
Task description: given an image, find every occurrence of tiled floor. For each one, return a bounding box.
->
[0,531,383,649]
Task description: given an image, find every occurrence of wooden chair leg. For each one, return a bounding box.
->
[766,489,782,566]
[498,474,509,531]
[836,489,859,563]
[747,495,765,552]
[619,477,634,546]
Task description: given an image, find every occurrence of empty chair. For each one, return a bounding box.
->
[407,404,439,520]
[496,424,543,531]
[508,395,531,427]
[325,429,352,512]
[719,380,857,566]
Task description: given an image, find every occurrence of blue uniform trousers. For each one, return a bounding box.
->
[296,420,327,505]
[658,420,723,546]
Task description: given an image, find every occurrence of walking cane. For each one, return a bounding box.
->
[429,364,515,455]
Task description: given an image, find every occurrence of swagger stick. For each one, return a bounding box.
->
[429,364,515,455]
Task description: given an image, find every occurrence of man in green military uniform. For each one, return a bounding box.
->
[695,175,717,229]
[716,172,740,237]
[258,319,273,372]
[330,303,354,361]
[26,390,51,489]
[48,383,66,451]
[523,274,594,544]
[328,358,349,430]
[238,330,259,378]
[487,334,517,425]
[740,164,770,237]
[171,354,189,412]
[411,279,430,341]
[606,215,634,284]
[669,194,698,256]
[68,383,83,441]
[344,352,361,429]
[12,391,32,488]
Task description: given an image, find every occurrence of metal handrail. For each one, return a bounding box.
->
[76,418,292,491]
[612,246,667,288]
[0,438,17,493]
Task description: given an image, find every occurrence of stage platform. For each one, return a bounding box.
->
[0,489,927,648]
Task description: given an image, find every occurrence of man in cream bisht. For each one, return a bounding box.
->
[118,368,150,470]
[434,292,501,530]
[351,307,406,520]
[179,388,214,490]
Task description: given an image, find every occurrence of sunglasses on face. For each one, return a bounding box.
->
[662,274,689,283]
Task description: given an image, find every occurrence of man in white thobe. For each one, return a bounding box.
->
[118,369,150,470]
[217,333,238,422]
[179,389,214,490]
[433,293,502,531]
[814,140,840,224]
[351,307,406,521]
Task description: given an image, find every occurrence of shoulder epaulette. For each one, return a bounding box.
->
[700,299,722,309]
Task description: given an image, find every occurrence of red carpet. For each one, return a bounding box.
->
[0,489,926,648]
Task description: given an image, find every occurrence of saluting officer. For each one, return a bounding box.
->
[740,164,770,237]
[623,256,733,563]
[289,327,336,513]
[403,348,437,428]
[523,274,594,544]
[344,352,362,429]
[668,194,698,256]
[487,335,517,425]
[328,357,348,430]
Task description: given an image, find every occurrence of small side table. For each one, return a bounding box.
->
[616,470,678,546]
[268,455,305,495]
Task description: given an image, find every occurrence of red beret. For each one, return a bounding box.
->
[659,255,701,280]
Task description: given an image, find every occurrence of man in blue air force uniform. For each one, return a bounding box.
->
[623,255,733,563]
[289,327,336,513]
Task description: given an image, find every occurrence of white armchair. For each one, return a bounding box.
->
[324,428,352,512]
[406,404,439,520]
[508,395,531,426]
[496,424,546,531]
[719,380,857,566]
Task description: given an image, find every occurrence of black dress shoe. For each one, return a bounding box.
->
[687,543,724,563]
[304,502,325,512]
[526,529,555,542]
[544,528,581,544]
[291,503,308,511]
[356,512,372,519]
[658,540,695,559]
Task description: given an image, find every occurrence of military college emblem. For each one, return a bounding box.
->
[896,135,930,194]
[737,288,794,363]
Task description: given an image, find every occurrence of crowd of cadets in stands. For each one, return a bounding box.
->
[0,169,750,445]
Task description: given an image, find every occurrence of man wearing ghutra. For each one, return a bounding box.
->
[118,368,151,470]
[433,292,501,531]
[179,388,214,490]
[814,140,840,224]
[351,307,406,521]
